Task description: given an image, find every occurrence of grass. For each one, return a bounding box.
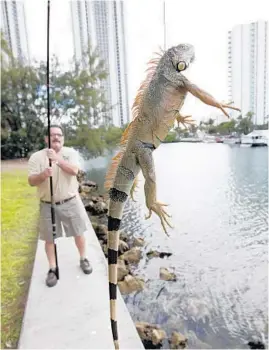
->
[1,169,39,349]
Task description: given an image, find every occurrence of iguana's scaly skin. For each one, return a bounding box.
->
[104,43,240,349]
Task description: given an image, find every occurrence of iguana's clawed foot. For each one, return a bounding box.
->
[218,101,241,118]
[145,201,173,236]
[130,187,137,202]
[130,178,139,202]
[175,113,196,129]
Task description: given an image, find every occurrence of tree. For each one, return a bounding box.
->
[1,37,114,159]
[33,42,111,127]
[1,44,45,159]
[1,30,13,68]
[236,112,254,135]
[208,118,215,126]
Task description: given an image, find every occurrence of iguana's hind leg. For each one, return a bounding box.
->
[130,176,139,202]
[135,141,173,235]
[145,202,173,235]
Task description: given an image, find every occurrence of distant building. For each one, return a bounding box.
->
[0,0,30,63]
[70,0,129,127]
[227,20,268,125]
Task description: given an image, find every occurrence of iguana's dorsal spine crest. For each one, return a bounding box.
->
[104,50,163,193]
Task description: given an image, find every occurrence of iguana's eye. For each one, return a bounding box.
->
[177,61,187,71]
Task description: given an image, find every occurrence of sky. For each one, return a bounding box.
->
[24,0,269,123]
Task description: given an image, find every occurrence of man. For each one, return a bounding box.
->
[28,125,92,287]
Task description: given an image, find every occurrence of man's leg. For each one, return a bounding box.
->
[60,196,93,274]
[74,235,92,274]
[39,202,62,287]
[44,241,58,287]
[45,241,56,268]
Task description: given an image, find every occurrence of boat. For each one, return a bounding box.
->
[215,136,224,143]
[203,135,216,143]
[179,137,202,143]
[223,136,241,144]
[240,130,268,147]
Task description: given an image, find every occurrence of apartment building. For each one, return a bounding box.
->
[227,20,268,125]
[70,0,129,127]
[1,0,30,63]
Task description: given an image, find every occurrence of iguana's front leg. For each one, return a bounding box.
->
[175,112,195,128]
[182,78,241,117]
[136,144,173,235]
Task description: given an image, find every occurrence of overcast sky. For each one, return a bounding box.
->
[24,0,269,122]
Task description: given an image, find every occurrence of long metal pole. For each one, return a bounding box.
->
[163,1,166,50]
[47,0,59,280]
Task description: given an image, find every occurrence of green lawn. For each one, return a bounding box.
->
[1,169,39,349]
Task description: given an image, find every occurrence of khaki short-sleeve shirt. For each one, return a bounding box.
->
[28,147,81,202]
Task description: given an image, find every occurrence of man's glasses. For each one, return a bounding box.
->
[50,134,63,137]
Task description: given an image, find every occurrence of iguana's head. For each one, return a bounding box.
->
[160,43,195,85]
[168,43,195,71]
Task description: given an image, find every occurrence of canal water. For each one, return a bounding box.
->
[83,143,268,349]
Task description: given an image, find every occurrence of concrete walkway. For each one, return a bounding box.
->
[18,218,144,349]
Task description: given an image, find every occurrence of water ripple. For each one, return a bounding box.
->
[85,144,268,349]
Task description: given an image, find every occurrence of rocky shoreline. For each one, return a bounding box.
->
[77,171,188,349]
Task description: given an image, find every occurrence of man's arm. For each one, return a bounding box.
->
[56,158,78,176]
[47,149,79,176]
[28,168,52,186]
[28,153,52,187]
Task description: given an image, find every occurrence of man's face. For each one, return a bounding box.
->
[45,127,64,152]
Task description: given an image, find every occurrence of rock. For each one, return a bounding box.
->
[94,224,108,242]
[91,195,105,203]
[152,329,167,346]
[85,200,108,216]
[80,185,93,193]
[76,170,86,183]
[117,259,129,281]
[119,230,128,242]
[81,180,98,190]
[92,201,108,215]
[83,200,95,212]
[248,341,265,349]
[169,331,188,349]
[80,191,93,200]
[91,222,99,231]
[97,214,108,226]
[118,240,129,255]
[119,247,142,264]
[133,237,145,247]
[118,274,144,294]
[79,181,98,196]
[147,250,172,259]
[102,244,108,257]
[160,267,177,281]
[135,322,167,346]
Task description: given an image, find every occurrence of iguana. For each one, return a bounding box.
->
[104,43,240,349]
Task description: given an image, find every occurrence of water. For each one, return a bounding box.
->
[83,143,268,349]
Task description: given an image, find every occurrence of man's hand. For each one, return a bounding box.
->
[43,167,53,178]
[28,167,52,186]
[46,148,78,176]
[47,149,60,162]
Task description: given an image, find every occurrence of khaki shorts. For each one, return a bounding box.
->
[39,195,88,242]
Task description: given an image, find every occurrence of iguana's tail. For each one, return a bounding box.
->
[106,156,139,349]
[107,194,127,350]
[107,214,121,349]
